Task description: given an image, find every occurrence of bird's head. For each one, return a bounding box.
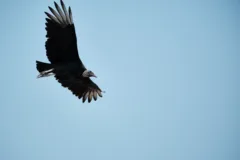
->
[82,70,97,78]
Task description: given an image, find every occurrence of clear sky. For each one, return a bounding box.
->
[0,0,239,160]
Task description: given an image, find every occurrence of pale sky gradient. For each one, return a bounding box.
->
[0,0,239,160]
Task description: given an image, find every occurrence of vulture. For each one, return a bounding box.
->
[36,0,103,103]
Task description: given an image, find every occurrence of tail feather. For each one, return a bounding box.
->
[36,61,52,72]
[36,61,54,78]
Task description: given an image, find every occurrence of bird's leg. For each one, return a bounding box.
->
[37,69,54,78]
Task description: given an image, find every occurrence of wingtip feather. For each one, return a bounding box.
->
[93,91,98,101]
[97,90,102,97]
[54,1,67,24]
[49,6,64,24]
[45,11,61,24]
[88,91,93,103]
[68,7,73,24]
[83,92,89,103]
[60,0,71,24]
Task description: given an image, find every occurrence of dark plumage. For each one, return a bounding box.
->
[36,0,103,103]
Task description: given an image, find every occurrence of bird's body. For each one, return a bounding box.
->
[36,0,103,103]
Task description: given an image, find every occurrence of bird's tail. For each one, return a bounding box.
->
[36,61,54,78]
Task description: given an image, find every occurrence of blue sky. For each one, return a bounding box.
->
[0,0,239,160]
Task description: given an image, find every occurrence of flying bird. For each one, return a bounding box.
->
[36,0,103,103]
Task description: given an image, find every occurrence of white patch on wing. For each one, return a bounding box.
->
[45,0,74,27]
[49,7,63,24]
[88,91,93,102]
[93,91,98,100]
[54,2,66,25]
[97,90,102,97]
[83,92,89,103]
[60,0,71,24]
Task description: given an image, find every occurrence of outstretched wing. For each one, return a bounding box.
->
[45,0,84,67]
[54,73,103,103]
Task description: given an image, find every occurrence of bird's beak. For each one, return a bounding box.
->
[92,73,97,78]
